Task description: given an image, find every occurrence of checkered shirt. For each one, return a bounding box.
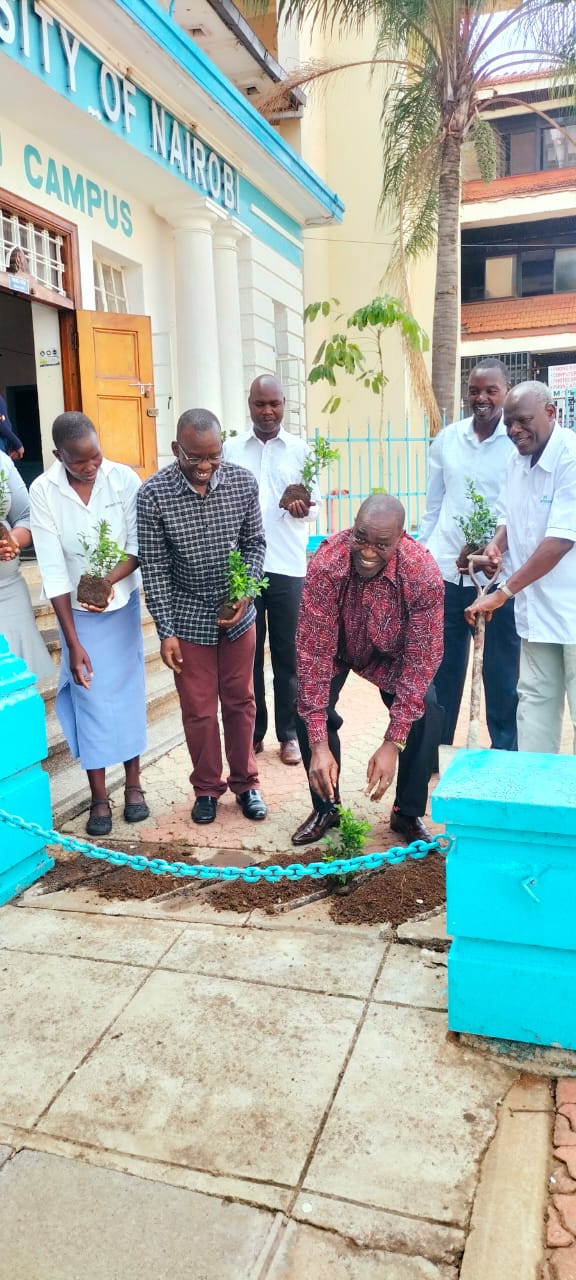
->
[137,461,266,645]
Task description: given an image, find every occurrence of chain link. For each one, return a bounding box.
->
[0,808,452,884]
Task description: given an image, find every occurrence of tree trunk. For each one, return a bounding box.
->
[431,130,462,427]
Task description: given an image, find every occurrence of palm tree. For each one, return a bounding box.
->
[262,1,576,427]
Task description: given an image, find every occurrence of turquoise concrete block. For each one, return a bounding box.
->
[449,937,576,1050]
[0,636,54,903]
[447,844,576,950]
[432,749,576,835]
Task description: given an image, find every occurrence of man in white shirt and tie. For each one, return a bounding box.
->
[419,358,520,750]
[467,381,576,753]
[224,374,321,765]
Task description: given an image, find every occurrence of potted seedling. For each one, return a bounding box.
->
[455,478,497,572]
[278,437,340,513]
[216,548,269,623]
[322,806,372,894]
[77,518,128,609]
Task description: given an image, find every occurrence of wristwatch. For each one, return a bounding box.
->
[499,581,515,599]
[391,740,406,752]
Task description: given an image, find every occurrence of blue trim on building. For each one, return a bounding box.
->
[112,0,344,221]
[238,177,303,267]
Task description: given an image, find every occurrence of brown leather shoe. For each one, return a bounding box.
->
[389,811,433,844]
[291,808,340,846]
[280,739,301,766]
[253,740,264,755]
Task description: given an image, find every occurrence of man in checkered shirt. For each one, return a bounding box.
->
[137,408,268,825]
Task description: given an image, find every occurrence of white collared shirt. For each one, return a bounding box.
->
[223,427,322,576]
[498,424,576,643]
[29,458,141,611]
[419,414,515,584]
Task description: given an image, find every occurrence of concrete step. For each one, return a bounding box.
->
[46,707,185,826]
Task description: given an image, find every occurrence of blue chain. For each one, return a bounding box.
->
[0,808,452,884]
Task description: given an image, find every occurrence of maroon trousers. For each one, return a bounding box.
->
[174,627,259,797]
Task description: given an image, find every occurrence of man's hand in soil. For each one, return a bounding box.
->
[80,582,115,612]
[365,741,400,802]
[160,636,183,674]
[309,741,339,802]
[69,643,93,689]
[286,499,310,519]
[217,597,249,630]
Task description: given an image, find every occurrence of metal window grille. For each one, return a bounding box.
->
[0,209,65,294]
[93,258,128,313]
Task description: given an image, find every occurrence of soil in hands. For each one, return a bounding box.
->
[76,573,111,609]
[278,484,311,511]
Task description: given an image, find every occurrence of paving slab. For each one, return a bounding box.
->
[290,1193,465,1265]
[374,944,448,1010]
[0,1147,13,1168]
[0,1149,274,1280]
[159,921,386,996]
[19,887,252,926]
[266,1220,458,1279]
[39,968,361,1185]
[303,1003,514,1225]
[0,951,145,1127]
[397,911,449,949]
[0,905,185,966]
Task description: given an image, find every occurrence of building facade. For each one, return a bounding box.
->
[0,0,342,483]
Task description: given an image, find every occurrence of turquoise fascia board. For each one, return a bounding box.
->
[238,177,303,267]
[112,0,344,221]
[432,749,576,836]
[448,936,576,1050]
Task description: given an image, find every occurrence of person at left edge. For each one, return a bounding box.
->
[29,412,149,838]
[137,408,268,825]
[0,392,24,459]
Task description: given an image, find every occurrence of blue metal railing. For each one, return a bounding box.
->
[310,418,431,541]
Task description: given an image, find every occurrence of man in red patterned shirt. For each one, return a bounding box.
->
[292,494,445,846]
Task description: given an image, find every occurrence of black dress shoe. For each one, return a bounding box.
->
[389,811,433,844]
[192,796,218,824]
[236,789,267,820]
[253,740,264,755]
[291,807,340,847]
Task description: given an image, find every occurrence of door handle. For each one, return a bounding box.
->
[146,407,159,418]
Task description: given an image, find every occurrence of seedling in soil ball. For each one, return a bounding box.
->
[217,549,269,622]
[279,437,339,512]
[454,478,497,572]
[77,519,128,608]
[322,806,372,893]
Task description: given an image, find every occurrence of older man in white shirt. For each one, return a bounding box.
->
[467,381,576,753]
[224,374,321,765]
[420,358,520,749]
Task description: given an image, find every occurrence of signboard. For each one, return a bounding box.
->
[8,275,29,293]
[548,364,576,393]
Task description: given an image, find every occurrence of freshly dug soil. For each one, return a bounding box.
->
[49,840,200,901]
[278,483,311,511]
[210,847,326,914]
[77,572,112,608]
[329,852,446,926]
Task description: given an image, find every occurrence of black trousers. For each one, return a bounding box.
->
[295,669,443,818]
[435,581,519,750]
[253,573,304,744]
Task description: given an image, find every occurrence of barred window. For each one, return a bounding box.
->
[93,258,128,313]
[0,209,66,294]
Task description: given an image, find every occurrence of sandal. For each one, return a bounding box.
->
[86,799,112,837]
[124,785,150,824]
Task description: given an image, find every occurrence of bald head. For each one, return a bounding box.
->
[351,495,405,579]
[356,494,405,531]
[503,381,556,462]
[248,374,285,441]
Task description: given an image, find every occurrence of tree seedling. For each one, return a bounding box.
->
[77,519,128,609]
[278,436,340,512]
[455,478,497,572]
[217,549,269,621]
[322,806,372,893]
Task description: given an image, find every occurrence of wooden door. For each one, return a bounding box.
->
[76,311,158,478]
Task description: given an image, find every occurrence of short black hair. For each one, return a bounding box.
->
[177,409,221,439]
[470,358,510,385]
[52,411,97,449]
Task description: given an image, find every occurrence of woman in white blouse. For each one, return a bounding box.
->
[29,412,149,837]
[0,452,53,678]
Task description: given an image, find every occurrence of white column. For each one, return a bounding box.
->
[213,223,246,431]
[172,211,222,420]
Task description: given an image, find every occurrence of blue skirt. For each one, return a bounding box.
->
[56,590,147,770]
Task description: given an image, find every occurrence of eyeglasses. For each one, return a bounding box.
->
[177,443,222,466]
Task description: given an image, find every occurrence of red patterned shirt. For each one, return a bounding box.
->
[296,529,444,744]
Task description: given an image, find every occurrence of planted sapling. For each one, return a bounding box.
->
[322,806,372,892]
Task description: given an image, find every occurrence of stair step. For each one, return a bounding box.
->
[46,708,185,826]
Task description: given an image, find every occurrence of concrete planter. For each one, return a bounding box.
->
[0,636,53,904]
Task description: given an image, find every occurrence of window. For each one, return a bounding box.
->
[508,130,537,176]
[93,258,128,313]
[520,249,555,296]
[542,126,576,171]
[0,208,65,294]
[485,256,516,299]
[555,248,576,293]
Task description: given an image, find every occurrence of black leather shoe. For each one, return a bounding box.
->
[389,811,433,844]
[253,740,264,755]
[236,789,267,820]
[291,807,340,847]
[192,796,218,824]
